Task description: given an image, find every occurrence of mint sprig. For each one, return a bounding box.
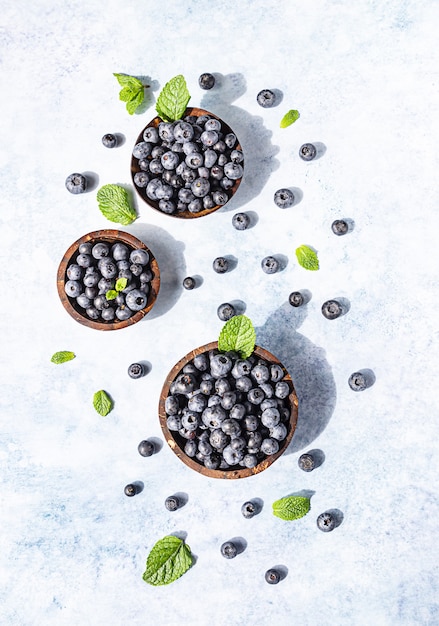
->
[93,390,113,416]
[156,75,191,122]
[96,184,137,225]
[113,73,148,115]
[218,315,256,359]
[106,277,128,301]
[143,535,193,586]
[51,351,75,364]
[272,495,311,521]
[280,109,300,128]
[296,245,319,271]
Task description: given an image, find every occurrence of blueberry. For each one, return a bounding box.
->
[298,453,316,472]
[299,143,317,161]
[183,276,196,290]
[224,162,243,180]
[64,280,82,298]
[261,256,279,274]
[321,300,343,320]
[143,127,159,143]
[221,419,241,438]
[128,363,145,379]
[134,171,150,188]
[199,73,216,89]
[158,122,175,142]
[274,188,294,208]
[232,212,250,230]
[220,540,238,559]
[348,372,368,391]
[173,121,194,143]
[191,177,210,198]
[275,381,290,399]
[138,440,155,456]
[210,428,228,450]
[112,243,130,261]
[116,306,133,321]
[260,437,279,455]
[213,257,228,273]
[92,242,110,259]
[130,249,149,265]
[184,440,198,457]
[209,354,233,378]
[241,501,258,519]
[257,89,277,108]
[204,453,221,469]
[125,289,147,312]
[102,133,117,148]
[317,511,336,532]
[101,307,115,321]
[212,189,228,206]
[65,173,87,194]
[161,150,180,170]
[289,291,304,307]
[270,423,288,441]
[165,496,180,511]
[76,293,91,309]
[124,483,140,497]
[99,259,117,279]
[132,142,153,159]
[200,130,219,147]
[261,407,281,428]
[217,303,236,321]
[78,242,92,255]
[331,219,349,236]
[251,364,270,384]
[66,264,83,280]
[174,373,197,394]
[243,453,258,468]
[265,568,281,584]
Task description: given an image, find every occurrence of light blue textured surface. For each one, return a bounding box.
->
[1,1,438,625]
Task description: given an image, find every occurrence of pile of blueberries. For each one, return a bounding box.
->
[131,113,244,216]
[63,240,154,322]
[163,348,292,471]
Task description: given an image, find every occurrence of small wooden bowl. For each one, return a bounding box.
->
[158,342,299,478]
[57,229,160,330]
[131,107,244,219]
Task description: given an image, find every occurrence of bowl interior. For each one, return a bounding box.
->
[158,342,299,479]
[57,229,160,330]
[131,107,244,219]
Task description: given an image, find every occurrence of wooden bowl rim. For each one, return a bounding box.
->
[130,107,244,219]
[158,341,299,479]
[56,229,160,331]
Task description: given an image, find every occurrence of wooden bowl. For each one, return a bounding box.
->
[158,342,299,478]
[57,229,160,330]
[131,107,244,219]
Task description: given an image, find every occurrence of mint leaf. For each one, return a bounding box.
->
[280,109,300,128]
[115,277,128,292]
[105,290,117,301]
[96,184,137,225]
[113,73,146,115]
[143,535,193,586]
[156,75,191,122]
[218,315,256,359]
[93,390,113,416]
[51,351,75,364]
[272,495,310,521]
[296,245,319,271]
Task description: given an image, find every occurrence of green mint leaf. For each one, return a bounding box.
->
[105,289,117,301]
[218,315,256,359]
[280,109,300,128]
[126,90,144,115]
[119,86,134,103]
[296,245,319,271]
[115,277,128,292]
[113,73,143,90]
[272,495,311,521]
[113,74,145,114]
[93,390,113,416]
[143,535,193,586]
[96,184,137,225]
[51,351,75,364]
[156,75,191,122]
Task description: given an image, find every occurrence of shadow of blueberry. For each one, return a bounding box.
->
[256,302,336,452]
[83,171,99,192]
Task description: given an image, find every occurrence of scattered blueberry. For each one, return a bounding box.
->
[138,440,155,457]
[183,276,196,290]
[298,453,315,472]
[217,303,236,321]
[128,363,145,379]
[331,219,349,236]
[165,495,180,511]
[65,173,87,194]
[124,483,140,497]
[274,188,294,208]
[261,256,279,274]
[102,133,117,148]
[289,291,304,307]
[232,212,250,230]
[348,371,368,391]
[213,257,229,273]
[299,143,317,161]
[265,568,281,584]
[241,501,258,519]
[257,89,277,108]
[199,73,216,90]
[317,511,336,532]
[220,541,238,559]
[321,300,343,320]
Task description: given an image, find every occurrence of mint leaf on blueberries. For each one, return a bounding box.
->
[115,277,128,292]
[93,390,113,416]
[105,290,118,301]
[296,245,319,271]
[280,109,300,128]
[97,184,137,225]
[218,315,256,359]
[272,495,311,521]
[156,75,191,122]
[113,73,147,115]
[142,535,193,586]
[51,351,75,364]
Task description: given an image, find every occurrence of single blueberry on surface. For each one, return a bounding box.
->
[124,483,139,497]
[65,173,87,194]
[348,371,368,391]
[265,568,281,584]
[261,256,280,274]
[220,541,238,559]
[183,276,196,290]
[321,300,343,320]
[317,511,336,532]
[102,133,117,148]
[298,453,316,472]
[299,143,317,161]
[274,188,294,208]
[331,219,349,236]
[165,496,180,511]
[241,501,258,519]
[232,212,250,230]
[128,363,145,379]
[257,89,277,108]
[289,291,304,307]
[217,302,236,321]
[138,440,155,457]
[199,73,215,90]
[213,257,229,273]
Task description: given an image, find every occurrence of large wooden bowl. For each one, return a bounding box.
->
[131,107,244,219]
[57,229,160,330]
[159,342,299,478]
